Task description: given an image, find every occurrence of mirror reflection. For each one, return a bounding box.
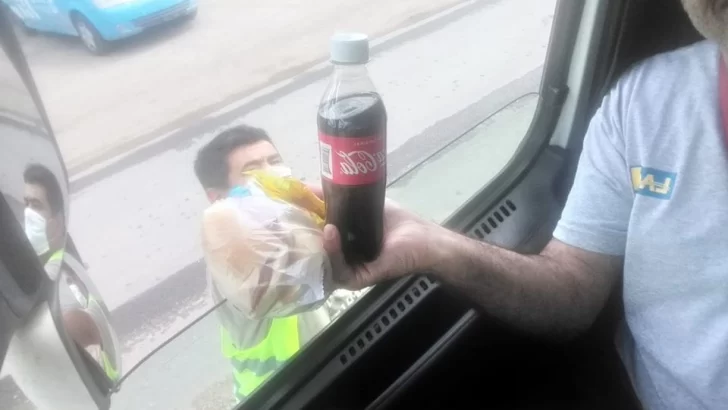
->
[22,163,67,278]
[57,263,122,385]
[1,13,119,409]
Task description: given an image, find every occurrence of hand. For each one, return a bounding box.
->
[63,309,102,347]
[321,199,444,290]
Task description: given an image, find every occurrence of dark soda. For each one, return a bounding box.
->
[318,92,387,264]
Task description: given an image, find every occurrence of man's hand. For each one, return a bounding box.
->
[63,309,102,348]
[321,199,441,289]
[308,182,620,337]
[304,183,441,289]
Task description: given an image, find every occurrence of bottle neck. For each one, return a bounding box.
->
[328,63,375,97]
[332,64,370,80]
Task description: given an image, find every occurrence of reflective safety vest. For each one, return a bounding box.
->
[48,249,64,263]
[100,350,120,381]
[220,315,300,402]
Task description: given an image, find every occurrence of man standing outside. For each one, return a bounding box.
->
[194,124,361,404]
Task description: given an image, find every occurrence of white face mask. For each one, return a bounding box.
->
[267,165,293,178]
[231,166,294,199]
[24,207,49,256]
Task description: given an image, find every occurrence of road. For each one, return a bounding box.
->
[1,0,556,408]
[21,0,462,174]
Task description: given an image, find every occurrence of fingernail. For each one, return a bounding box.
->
[323,225,335,241]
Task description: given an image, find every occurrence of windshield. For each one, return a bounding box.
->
[0,0,557,408]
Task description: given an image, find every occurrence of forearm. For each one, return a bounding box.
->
[428,227,614,338]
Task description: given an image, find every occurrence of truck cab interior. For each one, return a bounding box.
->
[239,0,703,409]
[0,0,709,409]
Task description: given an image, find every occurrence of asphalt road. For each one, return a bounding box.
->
[20,0,462,173]
[1,0,556,408]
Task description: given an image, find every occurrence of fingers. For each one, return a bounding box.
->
[322,224,341,253]
[322,224,349,285]
[64,309,102,347]
[322,224,366,289]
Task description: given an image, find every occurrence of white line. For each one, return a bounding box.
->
[207,76,298,118]
[371,0,477,46]
[207,0,477,119]
[70,127,181,184]
[0,109,44,130]
[69,0,477,184]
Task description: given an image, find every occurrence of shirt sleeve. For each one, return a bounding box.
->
[552,82,634,256]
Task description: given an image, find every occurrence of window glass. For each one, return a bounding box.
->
[389,93,540,223]
[2,0,556,408]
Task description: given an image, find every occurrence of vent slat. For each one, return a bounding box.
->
[469,199,518,238]
[337,277,438,367]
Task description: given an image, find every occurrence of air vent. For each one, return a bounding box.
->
[470,199,517,239]
[338,276,438,366]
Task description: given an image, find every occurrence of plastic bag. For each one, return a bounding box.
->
[201,170,333,319]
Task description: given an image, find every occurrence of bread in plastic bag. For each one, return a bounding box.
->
[201,170,333,319]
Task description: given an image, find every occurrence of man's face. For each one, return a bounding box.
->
[206,140,284,202]
[24,182,64,249]
[682,0,728,47]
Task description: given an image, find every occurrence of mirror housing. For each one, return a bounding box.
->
[53,250,122,389]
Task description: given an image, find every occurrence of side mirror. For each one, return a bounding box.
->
[54,251,122,389]
[0,7,121,410]
[4,250,122,409]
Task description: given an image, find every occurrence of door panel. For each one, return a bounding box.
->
[29,0,67,34]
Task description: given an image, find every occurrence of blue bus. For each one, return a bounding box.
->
[2,0,198,54]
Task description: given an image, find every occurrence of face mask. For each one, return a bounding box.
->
[24,207,49,256]
[267,165,293,178]
[233,166,293,197]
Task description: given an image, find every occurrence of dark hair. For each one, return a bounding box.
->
[194,124,273,190]
[23,163,64,215]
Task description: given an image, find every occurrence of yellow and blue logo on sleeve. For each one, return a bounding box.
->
[630,166,677,199]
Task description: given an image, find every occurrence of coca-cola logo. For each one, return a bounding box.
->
[336,150,386,175]
[319,133,386,185]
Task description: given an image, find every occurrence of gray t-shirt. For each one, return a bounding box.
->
[553,40,728,409]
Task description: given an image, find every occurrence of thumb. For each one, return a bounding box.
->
[322,224,341,254]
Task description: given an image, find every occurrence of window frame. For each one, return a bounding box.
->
[237,1,589,409]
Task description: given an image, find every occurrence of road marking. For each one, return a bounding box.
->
[68,0,477,185]
[208,0,477,119]
[70,127,181,184]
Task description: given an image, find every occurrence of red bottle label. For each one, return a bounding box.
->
[319,133,386,185]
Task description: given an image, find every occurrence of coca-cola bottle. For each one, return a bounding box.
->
[318,33,387,265]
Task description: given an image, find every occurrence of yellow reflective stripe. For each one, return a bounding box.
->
[230,356,282,375]
[101,351,119,381]
[233,368,276,398]
[221,315,300,400]
[48,250,63,262]
[221,315,300,363]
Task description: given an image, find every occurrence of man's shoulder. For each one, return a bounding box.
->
[600,40,718,135]
[643,40,715,65]
[617,40,716,93]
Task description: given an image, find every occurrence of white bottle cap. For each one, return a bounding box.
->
[330,33,370,64]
